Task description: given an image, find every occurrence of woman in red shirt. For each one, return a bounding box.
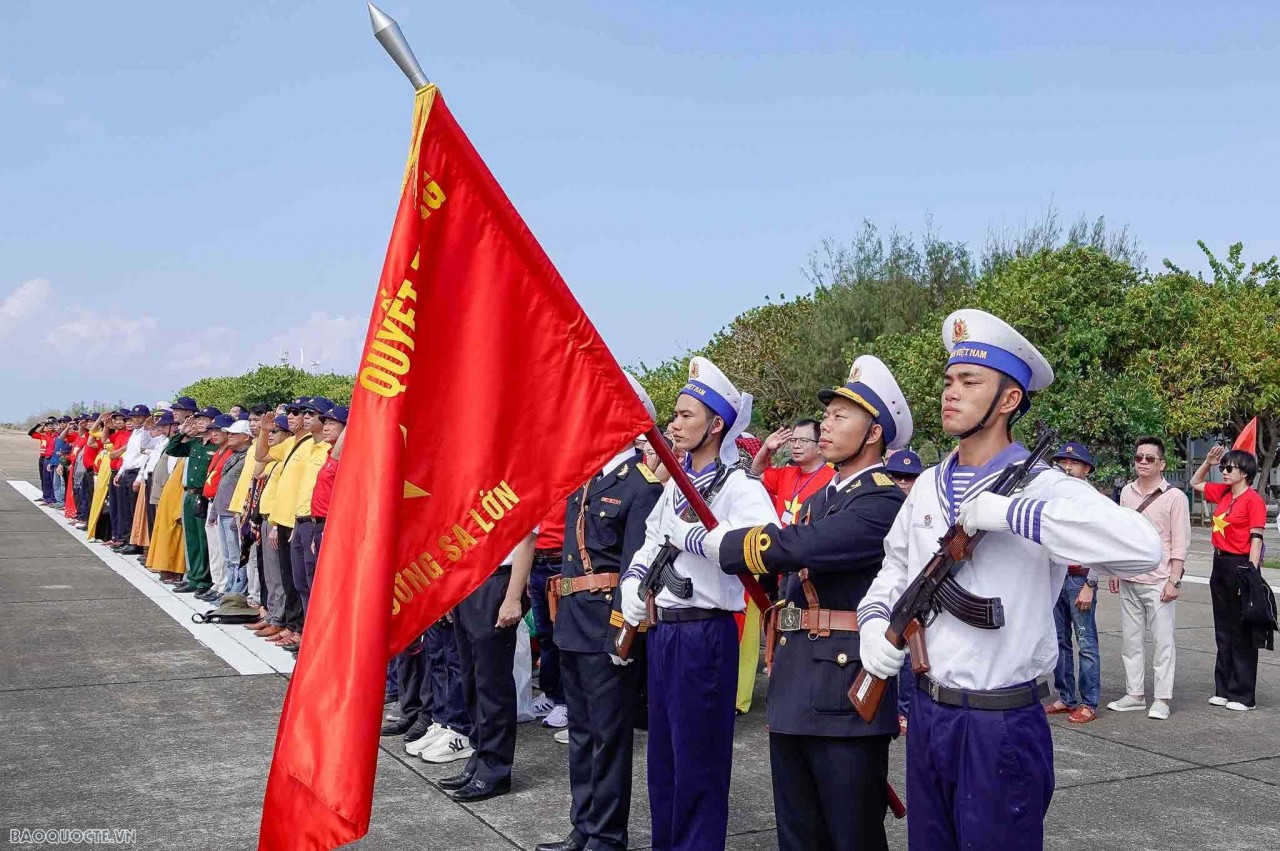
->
[1191,445,1268,711]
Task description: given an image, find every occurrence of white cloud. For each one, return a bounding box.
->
[258,311,366,374]
[43,308,159,355]
[0,278,52,331]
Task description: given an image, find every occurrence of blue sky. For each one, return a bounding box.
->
[2,1,1277,421]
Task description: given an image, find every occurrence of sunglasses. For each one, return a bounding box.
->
[1133,454,1162,463]
[1220,464,1239,473]
[286,408,303,416]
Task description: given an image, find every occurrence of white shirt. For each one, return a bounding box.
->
[859,447,1162,691]
[625,465,776,612]
[119,429,150,472]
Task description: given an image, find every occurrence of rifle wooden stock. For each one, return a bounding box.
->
[848,619,922,724]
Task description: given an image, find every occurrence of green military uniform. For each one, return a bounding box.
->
[166,433,217,591]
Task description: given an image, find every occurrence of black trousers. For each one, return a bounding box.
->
[454,569,519,784]
[396,632,433,728]
[769,732,891,851]
[1210,551,1259,706]
[275,525,304,633]
[113,469,139,540]
[561,649,638,851]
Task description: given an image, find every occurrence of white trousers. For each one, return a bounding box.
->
[1119,580,1177,700]
[206,517,225,590]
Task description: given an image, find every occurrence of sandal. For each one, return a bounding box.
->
[1067,705,1098,724]
[1044,699,1073,715]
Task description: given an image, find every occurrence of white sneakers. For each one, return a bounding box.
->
[1208,696,1229,707]
[421,731,474,764]
[405,723,449,756]
[554,729,570,744]
[530,694,556,717]
[542,704,569,729]
[1106,695,1147,712]
[1147,700,1170,720]
[1225,701,1256,712]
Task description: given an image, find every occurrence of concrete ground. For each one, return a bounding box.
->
[2,430,1280,850]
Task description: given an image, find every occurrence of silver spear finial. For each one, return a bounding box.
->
[368,3,429,90]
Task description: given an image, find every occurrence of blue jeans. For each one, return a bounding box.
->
[218,514,247,594]
[1053,573,1100,708]
[426,620,471,736]
[49,463,65,505]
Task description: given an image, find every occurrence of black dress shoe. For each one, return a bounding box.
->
[535,836,585,851]
[172,583,195,593]
[449,777,510,802]
[118,545,143,555]
[437,772,474,791]
[380,716,415,737]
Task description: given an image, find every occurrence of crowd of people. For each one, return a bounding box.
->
[23,305,1275,851]
[28,396,348,656]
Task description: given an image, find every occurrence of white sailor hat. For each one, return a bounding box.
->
[818,355,914,451]
[624,372,658,423]
[942,309,1054,393]
[679,356,754,467]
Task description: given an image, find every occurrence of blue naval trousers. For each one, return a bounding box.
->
[647,612,738,851]
[906,684,1054,851]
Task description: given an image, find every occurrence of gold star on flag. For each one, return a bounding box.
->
[400,424,430,499]
[1211,512,1229,535]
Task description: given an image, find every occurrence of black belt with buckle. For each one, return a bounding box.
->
[918,675,1049,711]
[655,607,733,623]
[296,516,325,525]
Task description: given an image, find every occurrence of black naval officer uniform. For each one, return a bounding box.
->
[541,451,663,851]
[719,465,905,851]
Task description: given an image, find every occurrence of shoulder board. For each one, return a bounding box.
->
[872,472,895,488]
[743,469,762,481]
[637,464,660,484]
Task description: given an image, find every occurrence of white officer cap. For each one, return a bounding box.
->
[679,356,753,467]
[624,372,658,422]
[942,309,1054,392]
[818,355,914,451]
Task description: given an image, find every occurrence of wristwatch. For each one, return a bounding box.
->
[1086,577,1098,589]
[1171,579,1182,589]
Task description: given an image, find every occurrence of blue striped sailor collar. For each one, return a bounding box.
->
[674,457,723,513]
[935,442,1047,525]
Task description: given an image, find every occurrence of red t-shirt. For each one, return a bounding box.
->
[107,430,131,471]
[33,432,55,457]
[761,464,836,525]
[81,433,101,470]
[536,500,567,551]
[311,456,338,518]
[1204,483,1267,555]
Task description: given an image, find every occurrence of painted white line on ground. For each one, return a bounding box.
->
[1178,573,1280,594]
[6,479,294,676]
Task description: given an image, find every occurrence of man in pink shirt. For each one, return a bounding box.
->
[1107,436,1191,721]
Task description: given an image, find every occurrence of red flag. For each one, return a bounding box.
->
[1235,417,1258,455]
[258,85,652,851]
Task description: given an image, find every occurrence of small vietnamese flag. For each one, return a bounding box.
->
[1234,417,1258,456]
[257,84,652,851]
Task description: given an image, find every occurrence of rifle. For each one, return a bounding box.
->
[848,424,1059,723]
[613,426,772,660]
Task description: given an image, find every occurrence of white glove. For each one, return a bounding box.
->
[620,575,647,626]
[858,618,906,680]
[609,653,633,667]
[956,492,1013,536]
[669,518,726,564]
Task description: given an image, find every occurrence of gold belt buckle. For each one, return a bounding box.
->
[560,577,574,596]
[927,676,941,702]
[778,604,802,632]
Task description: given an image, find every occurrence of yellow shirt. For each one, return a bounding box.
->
[258,436,295,519]
[270,433,317,529]
[228,450,260,515]
[293,440,333,518]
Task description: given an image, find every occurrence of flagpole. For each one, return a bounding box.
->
[368,2,430,90]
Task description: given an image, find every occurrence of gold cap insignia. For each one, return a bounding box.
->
[690,361,700,378]
[848,364,862,383]
[953,318,970,343]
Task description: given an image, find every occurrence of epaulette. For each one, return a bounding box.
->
[637,464,660,484]
[744,469,762,481]
[872,472,895,488]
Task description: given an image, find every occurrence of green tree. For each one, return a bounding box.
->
[177,365,354,412]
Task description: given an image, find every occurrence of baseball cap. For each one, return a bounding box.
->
[208,414,236,430]
[194,406,222,420]
[154,411,176,427]
[272,414,290,431]
[302,396,334,415]
[171,397,198,412]
[321,405,349,425]
[223,420,252,436]
[128,404,151,418]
